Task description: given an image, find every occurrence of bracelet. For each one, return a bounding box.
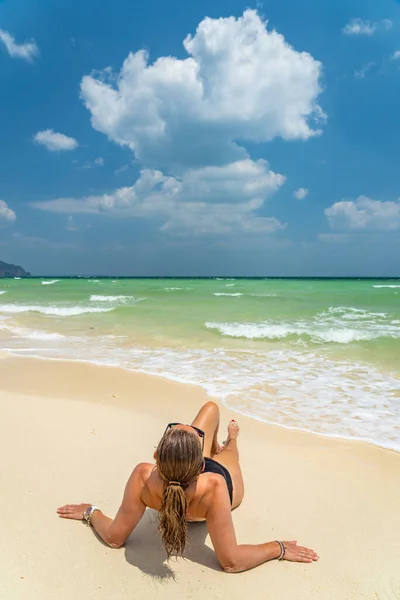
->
[84,505,101,527]
[275,540,285,561]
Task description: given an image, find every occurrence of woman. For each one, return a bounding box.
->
[57,401,319,572]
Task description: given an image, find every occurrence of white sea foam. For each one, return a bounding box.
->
[14,277,21,280]
[90,295,134,302]
[0,304,114,316]
[41,280,60,285]
[373,285,400,289]
[0,291,6,295]
[164,287,193,291]
[249,293,276,297]
[4,323,400,451]
[225,284,235,287]
[213,292,243,297]
[205,306,400,344]
[0,321,64,340]
[11,340,398,452]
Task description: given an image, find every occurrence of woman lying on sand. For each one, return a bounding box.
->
[57,401,319,572]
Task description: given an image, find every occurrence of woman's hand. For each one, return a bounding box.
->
[282,540,319,563]
[57,503,92,520]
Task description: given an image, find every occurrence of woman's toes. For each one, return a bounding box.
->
[227,419,240,439]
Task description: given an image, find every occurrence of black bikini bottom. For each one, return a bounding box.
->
[204,457,233,505]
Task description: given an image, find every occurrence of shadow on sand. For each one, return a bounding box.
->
[123,509,220,581]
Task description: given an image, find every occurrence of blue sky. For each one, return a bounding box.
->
[0,0,400,276]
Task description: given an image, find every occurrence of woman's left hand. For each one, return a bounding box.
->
[57,503,92,520]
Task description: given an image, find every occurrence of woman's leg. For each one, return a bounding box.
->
[191,403,244,510]
[191,401,221,458]
[211,421,244,510]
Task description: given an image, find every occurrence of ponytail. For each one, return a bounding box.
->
[158,482,188,557]
[155,427,204,557]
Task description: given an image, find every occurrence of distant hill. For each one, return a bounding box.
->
[0,260,31,277]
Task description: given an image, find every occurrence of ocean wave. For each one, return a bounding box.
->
[12,342,399,452]
[90,295,135,302]
[373,285,400,289]
[164,287,193,291]
[0,304,114,316]
[0,321,64,340]
[213,292,243,297]
[4,329,400,451]
[205,306,400,344]
[249,293,277,297]
[41,280,60,285]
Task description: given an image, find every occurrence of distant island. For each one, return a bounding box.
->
[0,260,30,278]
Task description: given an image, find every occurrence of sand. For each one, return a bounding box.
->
[1,356,400,600]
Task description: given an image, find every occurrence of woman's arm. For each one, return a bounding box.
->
[57,463,147,548]
[206,479,319,573]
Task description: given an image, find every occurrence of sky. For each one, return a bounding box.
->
[0,0,400,276]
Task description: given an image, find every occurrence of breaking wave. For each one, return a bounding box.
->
[213,293,244,297]
[90,295,135,302]
[206,307,400,344]
[0,304,114,316]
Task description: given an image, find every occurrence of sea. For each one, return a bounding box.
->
[1,277,399,452]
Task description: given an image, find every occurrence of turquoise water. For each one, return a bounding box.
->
[1,277,400,450]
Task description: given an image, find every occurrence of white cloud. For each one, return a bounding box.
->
[115,164,129,175]
[66,216,90,232]
[81,156,104,169]
[325,196,400,231]
[342,18,393,36]
[392,50,400,60]
[34,10,325,238]
[80,9,324,172]
[34,129,78,152]
[342,19,376,35]
[294,187,309,199]
[0,200,16,223]
[66,216,78,231]
[354,62,375,78]
[32,159,286,236]
[0,29,38,62]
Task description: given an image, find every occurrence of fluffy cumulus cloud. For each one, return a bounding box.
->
[0,200,16,223]
[33,160,286,236]
[342,18,392,36]
[80,9,324,172]
[36,10,324,236]
[0,29,38,62]
[34,129,78,151]
[325,196,400,231]
[294,187,309,199]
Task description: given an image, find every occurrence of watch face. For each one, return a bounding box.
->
[84,507,92,520]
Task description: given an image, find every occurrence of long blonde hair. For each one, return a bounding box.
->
[156,427,204,557]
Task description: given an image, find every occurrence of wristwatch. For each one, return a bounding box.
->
[83,505,100,526]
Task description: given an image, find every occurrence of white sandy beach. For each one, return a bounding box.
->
[1,356,400,600]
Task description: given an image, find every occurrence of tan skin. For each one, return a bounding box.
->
[57,401,319,572]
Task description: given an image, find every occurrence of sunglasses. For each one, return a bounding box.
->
[164,423,205,450]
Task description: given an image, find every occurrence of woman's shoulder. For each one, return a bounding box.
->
[127,462,154,488]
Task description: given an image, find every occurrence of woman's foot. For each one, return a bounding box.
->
[223,419,240,446]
